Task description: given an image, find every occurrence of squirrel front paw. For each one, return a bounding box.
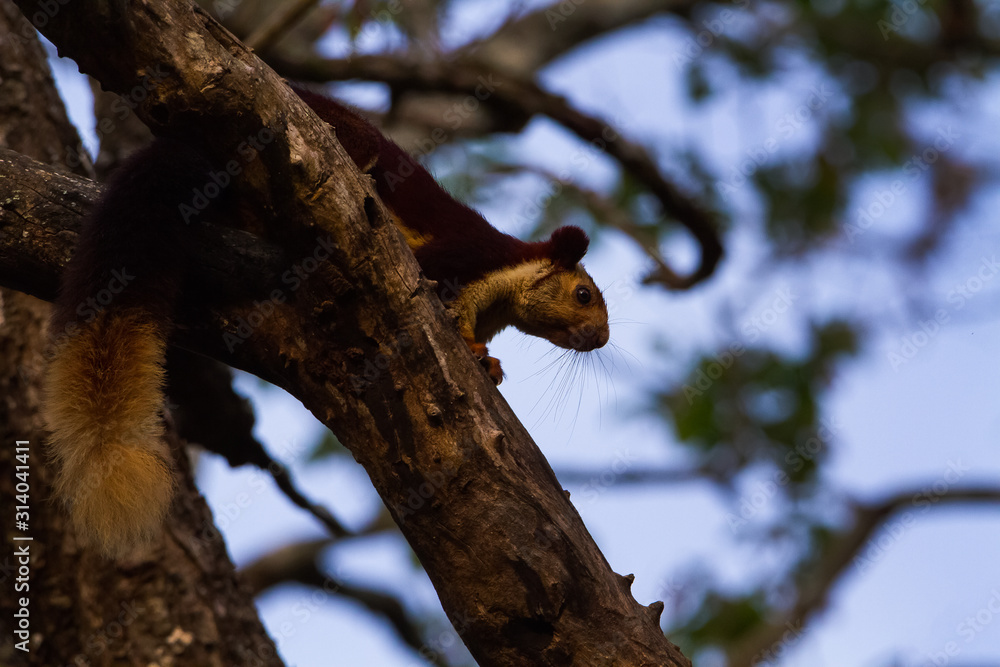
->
[482,356,503,385]
[467,342,504,385]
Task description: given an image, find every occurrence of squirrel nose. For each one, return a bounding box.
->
[572,325,609,351]
[596,327,609,348]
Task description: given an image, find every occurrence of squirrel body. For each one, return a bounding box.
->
[294,88,609,359]
[43,86,609,557]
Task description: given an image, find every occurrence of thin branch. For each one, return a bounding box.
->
[490,162,709,290]
[241,539,449,667]
[726,484,1000,667]
[165,347,355,539]
[244,0,322,54]
[462,0,695,75]
[268,460,353,537]
[556,466,711,486]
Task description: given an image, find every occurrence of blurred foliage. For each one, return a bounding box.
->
[674,591,770,650]
[644,1,996,663]
[660,320,858,487]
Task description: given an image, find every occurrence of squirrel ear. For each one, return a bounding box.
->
[548,226,589,269]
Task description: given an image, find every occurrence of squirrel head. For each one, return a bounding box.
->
[509,227,609,352]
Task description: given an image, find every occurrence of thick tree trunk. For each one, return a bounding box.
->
[0,3,281,665]
[2,1,690,664]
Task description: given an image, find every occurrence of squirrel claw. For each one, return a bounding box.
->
[467,342,503,385]
[483,356,503,385]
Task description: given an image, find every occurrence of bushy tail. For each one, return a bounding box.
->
[43,139,209,558]
[44,310,174,557]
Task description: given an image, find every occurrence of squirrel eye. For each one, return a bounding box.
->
[574,285,592,305]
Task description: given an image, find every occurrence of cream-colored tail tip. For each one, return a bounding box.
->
[65,439,176,559]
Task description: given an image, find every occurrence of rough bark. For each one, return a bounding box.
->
[4,1,691,665]
[0,3,282,665]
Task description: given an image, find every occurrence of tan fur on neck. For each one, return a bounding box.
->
[43,309,174,559]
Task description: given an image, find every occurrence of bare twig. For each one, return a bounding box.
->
[462,0,695,75]
[726,484,1000,667]
[244,0,323,53]
[490,162,711,290]
[241,539,449,667]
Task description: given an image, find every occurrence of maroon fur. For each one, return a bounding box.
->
[51,139,209,335]
[293,86,590,292]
